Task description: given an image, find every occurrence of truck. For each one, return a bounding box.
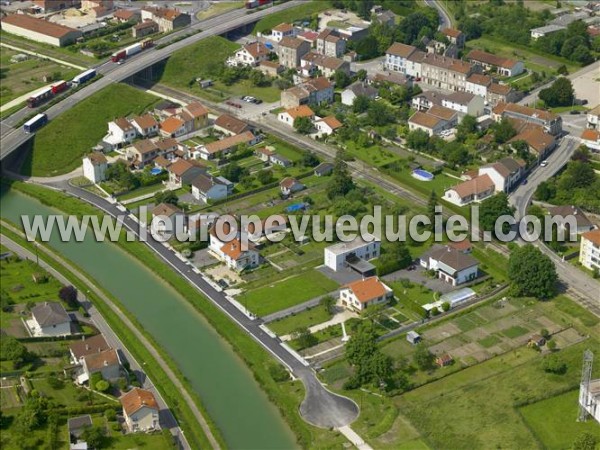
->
[50,80,67,94]
[27,87,53,108]
[245,0,271,8]
[111,50,126,63]
[71,69,97,86]
[23,113,48,133]
[124,42,142,57]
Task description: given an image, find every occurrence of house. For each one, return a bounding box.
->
[152,202,184,220]
[340,276,393,312]
[181,102,209,132]
[300,52,350,77]
[324,234,381,272]
[581,129,600,151]
[508,126,557,160]
[314,115,343,136]
[128,139,160,168]
[154,156,171,170]
[68,415,93,450]
[159,116,186,138]
[113,8,141,23]
[278,105,315,126]
[441,28,465,48]
[214,114,251,136]
[436,354,454,367]
[418,53,477,92]
[34,0,80,12]
[528,334,546,347]
[420,245,479,286]
[1,14,82,47]
[407,331,421,345]
[547,205,595,235]
[102,117,137,150]
[277,37,311,69]
[255,147,275,162]
[487,82,520,106]
[151,203,185,234]
[466,49,524,77]
[279,177,304,196]
[141,6,190,32]
[371,71,413,88]
[131,114,159,137]
[280,77,334,108]
[443,174,495,206]
[316,28,346,57]
[384,42,418,74]
[258,60,284,77]
[441,91,485,117]
[70,334,110,365]
[82,152,108,183]
[120,388,160,433]
[167,159,205,187]
[579,229,600,271]
[231,42,271,66]
[271,23,297,42]
[341,81,378,106]
[408,111,448,136]
[30,302,71,337]
[218,238,260,271]
[314,162,334,177]
[191,174,229,202]
[81,0,114,11]
[133,19,159,38]
[298,30,319,45]
[373,9,396,28]
[81,348,120,382]
[493,102,562,135]
[448,239,473,254]
[478,157,525,193]
[270,154,292,167]
[411,91,447,112]
[465,73,492,98]
[196,131,258,160]
[587,105,600,129]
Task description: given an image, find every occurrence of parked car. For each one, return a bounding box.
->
[217,279,229,289]
[540,160,548,167]
[570,110,581,115]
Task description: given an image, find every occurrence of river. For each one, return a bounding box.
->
[0,188,297,450]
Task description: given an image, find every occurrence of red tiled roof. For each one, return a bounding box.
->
[2,14,79,38]
[120,388,159,416]
[450,174,495,198]
[344,276,389,303]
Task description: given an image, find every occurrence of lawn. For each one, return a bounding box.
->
[268,303,332,336]
[519,390,600,450]
[22,84,159,177]
[196,1,244,20]
[500,325,529,339]
[237,269,338,317]
[345,142,401,168]
[252,1,332,34]
[30,377,111,408]
[478,334,501,348]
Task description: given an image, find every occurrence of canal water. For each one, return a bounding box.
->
[0,188,297,450]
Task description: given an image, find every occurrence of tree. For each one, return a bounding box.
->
[441,302,450,312]
[0,336,31,369]
[368,351,394,386]
[508,244,558,299]
[294,116,313,135]
[413,343,435,371]
[301,152,319,167]
[535,181,556,202]
[326,156,355,199]
[154,190,179,206]
[541,354,567,374]
[319,295,336,315]
[367,101,394,126]
[398,12,435,44]
[539,77,574,107]
[58,285,78,309]
[355,36,380,59]
[81,426,107,449]
[427,190,438,225]
[456,114,477,142]
[293,327,317,349]
[95,380,110,392]
[493,117,517,144]
[572,432,598,450]
[479,192,514,236]
[352,95,371,114]
[256,169,274,185]
[406,129,430,151]
[546,339,557,351]
[220,162,247,182]
[345,323,378,367]
[334,69,351,89]
[355,69,367,81]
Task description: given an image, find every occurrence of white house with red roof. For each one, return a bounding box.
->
[230,41,271,66]
[279,177,304,196]
[340,276,393,312]
[103,117,137,150]
[443,174,495,206]
[581,129,600,151]
[120,388,160,432]
[314,115,343,136]
[271,23,297,42]
[218,238,260,271]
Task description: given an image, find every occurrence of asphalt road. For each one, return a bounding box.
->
[0,0,304,158]
[425,0,452,30]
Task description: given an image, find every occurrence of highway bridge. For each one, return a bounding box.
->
[0,1,302,161]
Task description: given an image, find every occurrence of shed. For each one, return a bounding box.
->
[407,331,421,345]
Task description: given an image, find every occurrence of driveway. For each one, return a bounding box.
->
[317,265,363,285]
[189,247,218,269]
[383,265,455,294]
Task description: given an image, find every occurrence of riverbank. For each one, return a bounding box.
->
[0,219,223,450]
[2,180,345,448]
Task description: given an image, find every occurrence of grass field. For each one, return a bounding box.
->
[268,303,332,336]
[238,270,338,317]
[196,1,244,20]
[519,390,600,449]
[158,36,280,103]
[22,84,159,177]
[252,1,332,34]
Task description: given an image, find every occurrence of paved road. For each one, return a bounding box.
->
[425,0,452,30]
[0,232,198,450]
[0,1,304,156]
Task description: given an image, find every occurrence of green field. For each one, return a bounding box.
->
[519,390,600,449]
[268,303,332,336]
[22,84,159,177]
[238,270,338,317]
[158,36,280,102]
[196,1,244,20]
[252,1,332,34]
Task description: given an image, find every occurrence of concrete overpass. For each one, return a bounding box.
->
[0,1,303,161]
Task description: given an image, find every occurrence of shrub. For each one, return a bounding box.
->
[542,354,567,374]
[268,363,289,382]
[104,408,116,421]
[95,380,110,392]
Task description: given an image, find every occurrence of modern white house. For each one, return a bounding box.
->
[420,245,479,286]
[579,229,600,272]
[230,42,271,67]
[30,302,71,337]
[191,174,229,203]
[82,152,108,183]
[441,91,486,117]
[271,23,297,42]
[324,234,381,272]
[120,388,160,433]
[131,114,159,137]
[477,157,525,193]
[339,276,393,312]
[102,117,137,150]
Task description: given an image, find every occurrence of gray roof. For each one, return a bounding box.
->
[497,157,525,174]
[31,302,70,327]
[531,24,565,34]
[547,205,594,229]
[68,415,92,433]
[314,162,334,175]
[191,173,224,193]
[346,81,378,98]
[424,245,478,272]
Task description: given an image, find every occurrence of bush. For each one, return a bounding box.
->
[104,408,116,421]
[95,380,110,392]
[268,363,289,382]
[441,302,450,312]
[542,354,567,374]
[46,377,64,389]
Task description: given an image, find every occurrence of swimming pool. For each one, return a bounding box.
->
[150,167,162,175]
[412,169,434,181]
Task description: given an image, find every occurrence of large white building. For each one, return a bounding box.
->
[580,229,600,272]
[82,153,108,183]
[324,234,381,272]
[30,302,71,337]
[1,14,82,47]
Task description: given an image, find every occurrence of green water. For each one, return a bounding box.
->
[0,189,297,450]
